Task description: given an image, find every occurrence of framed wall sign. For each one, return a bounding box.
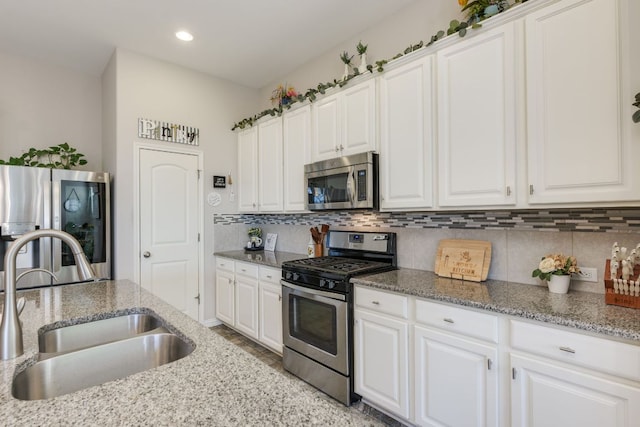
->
[213,176,226,188]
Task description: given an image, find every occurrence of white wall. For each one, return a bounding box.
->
[0,51,102,170]
[258,0,462,107]
[102,48,260,322]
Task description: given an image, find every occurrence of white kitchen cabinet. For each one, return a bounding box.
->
[378,56,435,211]
[510,319,640,427]
[437,22,517,207]
[311,79,376,161]
[237,116,283,213]
[237,127,259,212]
[234,261,259,339]
[525,0,639,204]
[511,354,640,427]
[258,266,283,353]
[282,105,311,212]
[354,286,410,419]
[257,117,283,212]
[214,258,235,326]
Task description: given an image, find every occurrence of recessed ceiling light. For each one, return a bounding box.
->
[176,31,194,42]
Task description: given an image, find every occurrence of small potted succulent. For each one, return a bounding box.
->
[356,41,368,74]
[532,253,580,294]
[340,51,354,80]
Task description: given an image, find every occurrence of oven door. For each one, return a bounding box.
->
[282,280,349,375]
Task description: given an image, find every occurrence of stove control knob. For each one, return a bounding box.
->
[327,280,336,289]
[293,273,300,281]
[319,279,326,287]
[285,271,292,280]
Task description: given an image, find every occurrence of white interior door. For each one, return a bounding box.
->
[139,148,200,320]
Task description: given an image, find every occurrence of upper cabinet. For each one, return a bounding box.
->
[379,56,435,211]
[237,116,283,213]
[437,22,517,207]
[283,105,311,212]
[311,79,376,162]
[525,0,639,204]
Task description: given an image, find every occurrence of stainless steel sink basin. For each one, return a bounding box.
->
[39,313,168,353]
[13,333,194,400]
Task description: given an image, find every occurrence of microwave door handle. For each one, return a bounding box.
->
[346,170,356,207]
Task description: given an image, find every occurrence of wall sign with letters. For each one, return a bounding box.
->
[138,118,199,146]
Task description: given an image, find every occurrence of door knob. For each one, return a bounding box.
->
[143,251,151,258]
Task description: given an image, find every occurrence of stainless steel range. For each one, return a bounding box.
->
[281,230,397,405]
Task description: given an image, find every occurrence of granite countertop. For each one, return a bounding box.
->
[352,269,640,342]
[214,250,306,269]
[0,280,383,426]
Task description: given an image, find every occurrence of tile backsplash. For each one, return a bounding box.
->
[213,208,640,294]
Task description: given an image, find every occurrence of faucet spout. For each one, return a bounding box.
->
[0,229,97,360]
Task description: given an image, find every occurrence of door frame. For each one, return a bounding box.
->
[133,142,204,322]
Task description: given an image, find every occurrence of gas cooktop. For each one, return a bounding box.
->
[283,256,392,276]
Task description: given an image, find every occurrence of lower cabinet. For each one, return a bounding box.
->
[354,286,410,419]
[414,326,498,427]
[511,354,640,427]
[215,257,282,353]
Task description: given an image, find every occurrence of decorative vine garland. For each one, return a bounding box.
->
[231,5,522,131]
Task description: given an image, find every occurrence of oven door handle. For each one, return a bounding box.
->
[281,280,346,302]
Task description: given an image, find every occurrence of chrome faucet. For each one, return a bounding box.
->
[0,229,97,360]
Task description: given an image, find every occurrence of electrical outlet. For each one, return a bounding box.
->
[575,267,597,282]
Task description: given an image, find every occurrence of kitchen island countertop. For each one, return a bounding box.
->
[352,269,640,342]
[0,280,383,426]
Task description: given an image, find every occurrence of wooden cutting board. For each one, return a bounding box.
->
[435,239,492,282]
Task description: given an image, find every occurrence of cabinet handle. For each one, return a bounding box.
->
[506,186,511,196]
[559,346,576,354]
[512,368,517,380]
[266,275,272,279]
[487,359,492,370]
[371,301,380,305]
[335,146,340,152]
[529,184,534,195]
[340,144,344,150]
[443,318,454,324]
[279,295,282,301]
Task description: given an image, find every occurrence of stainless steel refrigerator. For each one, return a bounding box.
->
[0,165,111,290]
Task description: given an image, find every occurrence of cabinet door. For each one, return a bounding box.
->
[257,117,283,212]
[511,354,640,427]
[354,308,410,419]
[283,105,311,212]
[379,56,435,211]
[235,275,259,339]
[311,93,340,161]
[526,0,639,204]
[258,281,282,353]
[437,23,517,207]
[414,326,498,427]
[237,127,258,212]
[341,79,377,156]
[215,269,235,326]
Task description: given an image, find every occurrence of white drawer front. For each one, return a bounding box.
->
[415,299,498,343]
[259,266,281,284]
[355,286,408,319]
[216,257,234,272]
[235,261,259,279]
[511,320,640,381]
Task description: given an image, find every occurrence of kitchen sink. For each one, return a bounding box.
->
[13,332,194,400]
[39,313,168,354]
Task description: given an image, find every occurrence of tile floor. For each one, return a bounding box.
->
[210,324,405,427]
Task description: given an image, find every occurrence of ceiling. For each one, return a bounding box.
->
[0,0,416,89]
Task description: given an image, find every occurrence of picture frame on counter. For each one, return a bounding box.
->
[264,233,277,251]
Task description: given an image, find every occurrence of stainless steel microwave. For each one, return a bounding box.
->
[304,152,378,210]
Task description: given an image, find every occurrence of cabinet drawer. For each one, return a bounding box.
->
[511,320,640,381]
[355,286,408,319]
[259,266,281,284]
[235,261,259,279]
[216,257,234,272]
[415,299,498,343]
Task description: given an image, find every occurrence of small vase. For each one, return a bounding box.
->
[358,53,368,74]
[484,5,499,17]
[342,63,350,80]
[548,275,571,294]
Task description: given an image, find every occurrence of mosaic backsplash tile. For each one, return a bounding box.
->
[214,208,640,233]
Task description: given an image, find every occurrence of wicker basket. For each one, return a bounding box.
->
[604,259,640,309]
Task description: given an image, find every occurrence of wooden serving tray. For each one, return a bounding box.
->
[435,239,492,282]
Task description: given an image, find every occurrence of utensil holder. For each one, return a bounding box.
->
[314,243,323,257]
